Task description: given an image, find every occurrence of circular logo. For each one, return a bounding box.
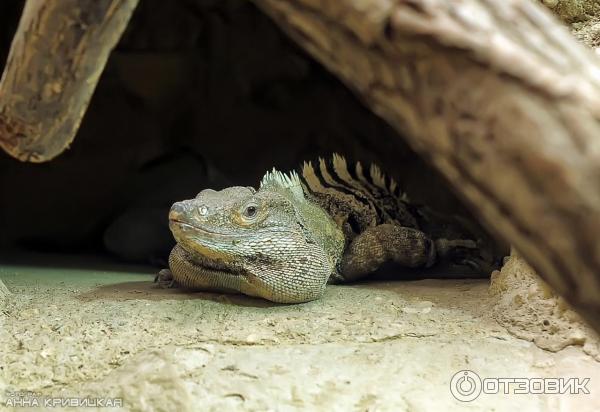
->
[450,370,482,402]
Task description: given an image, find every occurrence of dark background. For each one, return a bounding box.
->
[0,0,487,264]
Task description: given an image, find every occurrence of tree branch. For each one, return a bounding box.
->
[0,0,139,162]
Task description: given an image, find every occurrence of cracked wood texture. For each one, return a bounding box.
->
[0,0,138,162]
[254,0,600,332]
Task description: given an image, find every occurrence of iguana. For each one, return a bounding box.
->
[157,154,496,303]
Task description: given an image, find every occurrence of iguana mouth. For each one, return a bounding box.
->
[170,219,215,233]
[169,219,247,238]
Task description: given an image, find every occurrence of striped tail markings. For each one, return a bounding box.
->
[301,159,370,208]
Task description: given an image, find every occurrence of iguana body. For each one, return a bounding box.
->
[159,154,490,303]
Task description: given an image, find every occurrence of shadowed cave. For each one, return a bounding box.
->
[0,0,495,267]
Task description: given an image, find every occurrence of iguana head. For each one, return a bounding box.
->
[168,170,345,303]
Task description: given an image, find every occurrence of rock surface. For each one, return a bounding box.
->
[490,252,600,360]
[1,255,599,411]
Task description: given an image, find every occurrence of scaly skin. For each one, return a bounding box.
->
[165,182,344,303]
[158,155,490,303]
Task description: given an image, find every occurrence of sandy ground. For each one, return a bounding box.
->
[1,254,599,412]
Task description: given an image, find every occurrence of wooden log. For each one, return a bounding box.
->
[0,0,138,162]
[253,0,600,332]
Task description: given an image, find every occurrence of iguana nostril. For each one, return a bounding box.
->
[198,205,208,216]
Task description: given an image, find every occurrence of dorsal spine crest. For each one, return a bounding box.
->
[260,168,305,201]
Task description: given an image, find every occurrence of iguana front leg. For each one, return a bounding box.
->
[338,224,436,282]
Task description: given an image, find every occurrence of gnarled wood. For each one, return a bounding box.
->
[0,0,138,162]
[253,0,600,332]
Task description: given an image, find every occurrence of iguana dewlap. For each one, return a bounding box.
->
[158,154,487,303]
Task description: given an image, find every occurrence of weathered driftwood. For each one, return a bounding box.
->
[0,0,138,162]
[253,0,600,332]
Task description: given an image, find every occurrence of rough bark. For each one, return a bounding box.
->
[253,0,600,333]
[0,0,138,162]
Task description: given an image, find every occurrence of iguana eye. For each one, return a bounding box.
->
[244,205,258,218]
